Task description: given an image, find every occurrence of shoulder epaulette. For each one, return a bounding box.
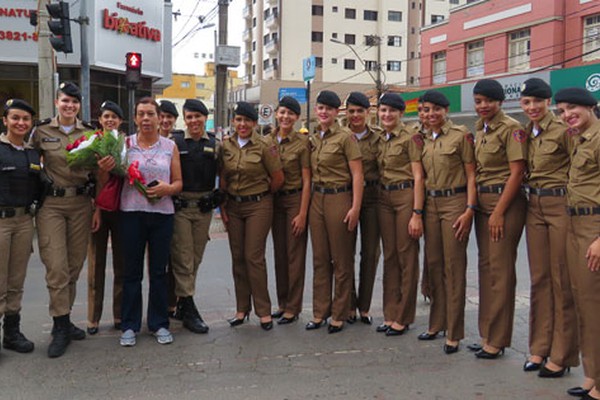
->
[35,118,51,127]
[83,121,96,130]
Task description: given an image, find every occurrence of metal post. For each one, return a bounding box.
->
[215,0,229,132]
[79,0,91,121]
[37,6,55,118]
[128,87,136,135]
[306,80,311,133]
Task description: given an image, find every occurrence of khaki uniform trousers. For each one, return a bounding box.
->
[171,205,212,298]
[309,191,356,322]
[226,195,273,318]
[350,186,381,314]
[526,194,579,367]
[475,192,526,348]
[37,196,92,317]
[424,194,468,341]
[0,214,34,317]
[87,210,124,324]
[272,192,307,316]
[567,214,600,388]
[378,188,420,325]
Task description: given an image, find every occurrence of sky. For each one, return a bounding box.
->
[171,0,244,76]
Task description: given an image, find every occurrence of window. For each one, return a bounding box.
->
[252,64,256,75]
[345,34,356,45]
[263,59,269,69]
[411,27,415,34]
[450,0,460,4]
[388,35,402,47]
[332,6,338,12]
[252,41,256,51]
[311,31,323,42]
[466,40,484,77]
[196,83,205,90]
[344,59,356,70]
[410,51,415,59]
[263,34,270,44]
[252,17,256,27]
[332,33,338,39]
[584,14,600,61]
[264,8,270,19]
[387,61,401,71]
[433,51,446,84]
[508,29,530,71]
[365,35,378,46]
[345,8,356,19]
[272,59,278,70]
[365,60,378,71]
[412,2,415,9]
[364,10,378,21]
[315,57,323,68]
[331,58,338,64]
[181,81,190,88]
[388,11,402,22]
[312,5,323,16]
[431,14,445,24]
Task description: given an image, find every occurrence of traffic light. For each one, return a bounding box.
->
[46,1,72,54]
[125,52,142,86]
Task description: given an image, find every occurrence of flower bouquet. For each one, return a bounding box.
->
[127,161,160,204]
[65,129,127,176]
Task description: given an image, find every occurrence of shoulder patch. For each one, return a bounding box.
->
[35,118,51,127]
[411,134,424,148]
[512,129,526,143]
[269,144,279,157]
[465,132,475,145]
[350,134,358,143]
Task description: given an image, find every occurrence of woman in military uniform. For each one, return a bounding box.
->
[269,96,310,324]
[470,79,527,359]
[519,79,579,377]
[220,101,284,331]
[555,87,600,400]
[0,99,42,356]
[306,90,363,334]
[417,90,476,354]
[31,82,101,358]
[376,93,424,336]
[86,100,125,335]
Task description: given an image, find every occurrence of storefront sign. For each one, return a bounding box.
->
[550,63,600,100]
[402,85,462,116]
[102,9,161,42]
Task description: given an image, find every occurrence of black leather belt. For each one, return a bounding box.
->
[49,185,87,197]
[427,186,467,198]
[381,181,414,191]
[312,185,352,194]
[478,184,504,194]
[527,187,566,197]
[567,207,600,216]
[228,191,270,203]
[0,207,28,218]
[364,180,379,188]
[275,188,302,196]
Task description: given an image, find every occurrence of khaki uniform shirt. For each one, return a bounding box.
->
[30,117,91,187]
[221,131,282,196]
[422,120,475,190]
[475,110,527,186]
[309,122,362,187]
[353,125,381,183]
[567,120,600,207]
[378,123,423,185]
[526,112,572,189]
[269,130,310,191]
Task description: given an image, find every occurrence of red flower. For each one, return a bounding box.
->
[127,161,146,185]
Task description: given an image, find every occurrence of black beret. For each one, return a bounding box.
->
[58,81,82,102]
[378,93,406,111]
[316,90,341,108]
[554,87,598,107]
[278,96,301,115]
[473,79,505,101]
[100,100,124,119]
[4,98,35,117]
[183,99,209,116]
[345,91,370,109]
[520,78,552,99]
[159,100,179,117]
[421,90,450,107]
[234,101,258,121]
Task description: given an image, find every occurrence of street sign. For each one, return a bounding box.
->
[303,56,316,82]
[278,87,307,104]
[215,45,241,67]
[258,103,274,126]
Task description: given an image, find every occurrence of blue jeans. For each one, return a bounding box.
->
[120,211,174,332]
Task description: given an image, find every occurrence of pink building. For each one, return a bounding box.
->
[420,0,600,86]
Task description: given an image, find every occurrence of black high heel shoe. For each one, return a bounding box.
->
[418,331,439,341]
[443,343,459,354]
[567,387,591,397]
[271,310,284,319]
[327,323,344,334]
[523,358,545,372]
[376,323,390,333]
[475,347,505,359]
[228,312,249,327]
[305,320,326,330]
[260,320,273,331]
[385,325,409,336]
[87,326,99,335]
[277,315,298,325]
[359,315,373,325]
[538,365,570,378]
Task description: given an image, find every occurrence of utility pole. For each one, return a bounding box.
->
[215,0,229,134]
[79,0,91,121]
[37,6,55,118]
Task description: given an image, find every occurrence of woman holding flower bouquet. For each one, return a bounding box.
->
[118,97,182,347]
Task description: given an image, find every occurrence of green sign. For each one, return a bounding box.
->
[401,85,462,116]
[550,62,600,100]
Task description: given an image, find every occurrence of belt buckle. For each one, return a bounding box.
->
[52,187,65,197]
[581,208,590,216]
[443,189,452,197]
[235,195,242,202]
[0,209,15,218]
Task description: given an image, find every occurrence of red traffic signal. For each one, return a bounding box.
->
[126,52,142,70]
[46,1,72,54]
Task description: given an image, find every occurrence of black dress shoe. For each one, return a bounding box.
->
[346,315,357,324]
[86,326,99,335]
[271,310,284,319]
[523,360,543,372]
[582,393,600,400]
[538,365,570,378]
[443,344,459,354]
[475,348,504,359]
[327,324,343,334]
[260,321,273,331]
[359,316,373,325]
[277,315,298,325]
[467,343,483,352]
[305,320,326,330]
[69,323,86,340]
[228,313,249,327]
[567,387,591,397]
[376,324,390,333]
[418,331,439,341]
[385,325,409,336]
